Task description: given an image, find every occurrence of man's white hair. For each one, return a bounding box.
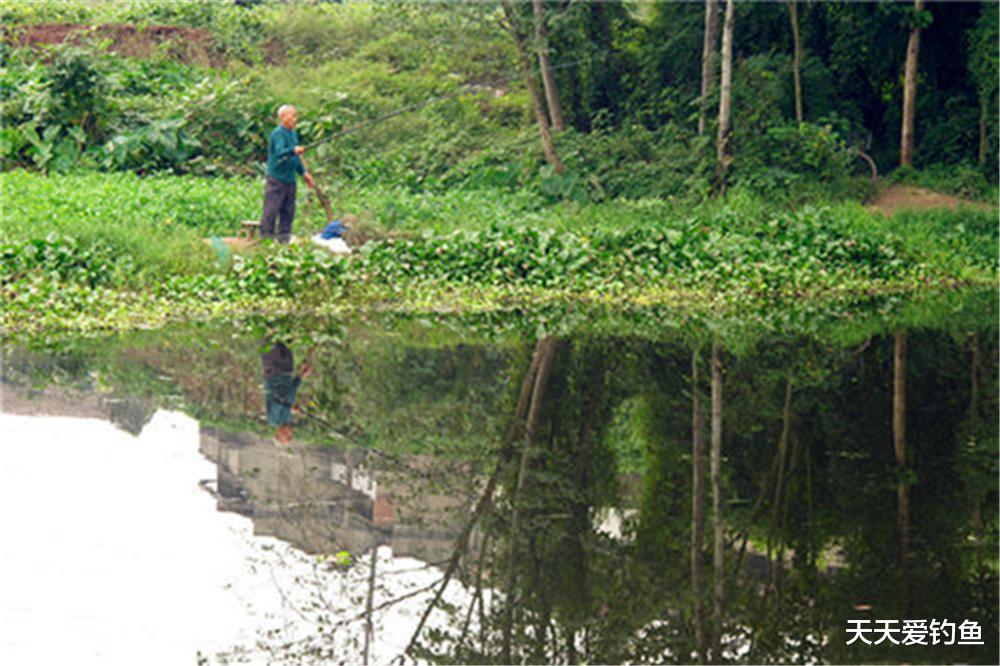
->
[277,104,295,120]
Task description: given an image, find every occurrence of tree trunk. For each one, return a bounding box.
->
[533,0,564,132]
[716,0,736,186]
[788,0,803,123]
[893,332,907,478]
[691,348,708,663]
[893,332,912,613]
[710,341,724,660]
[363,545,378,665]
[900,0,925,167]
[405,336,558,659]
[969,332,986,571]
[503,0,564,174]
[978,102,987,166]
[767,374,795,588]
[502,336,560,664]
[698,0,719,136]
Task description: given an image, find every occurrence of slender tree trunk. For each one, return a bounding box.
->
[405,336,557,658]
[458,533,488,660]
[767,374,795,588]
[502,336,560,664]
[363,545,378,665]
[698,0,720,136]
[776,413,802,598]
[969,332,986,571]
[970,332,979,415]
[533,0,564,132]
[900,0,925,167]
[716,0,736,186]
[788,0,803,123]
[503,0,564,173]
[893,332,912,613]
[978,102,987,166]
[691,348,708,663]
[710,341,724,660]
[893,332,907,488]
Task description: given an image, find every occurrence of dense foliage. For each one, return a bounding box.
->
[2,169,996,336]
[2,0,996,198]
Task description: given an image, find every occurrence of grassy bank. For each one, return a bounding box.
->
[2,170,996,338]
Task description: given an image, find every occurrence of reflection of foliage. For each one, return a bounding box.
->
[3,303,998,663]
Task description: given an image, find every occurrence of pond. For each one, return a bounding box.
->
[1,293,997,664]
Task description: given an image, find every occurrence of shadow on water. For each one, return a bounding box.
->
[3,290,998,664]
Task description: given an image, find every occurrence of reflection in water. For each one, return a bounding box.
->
[198,425,470,564]
[261,337,310,446]
[2,301,998,664]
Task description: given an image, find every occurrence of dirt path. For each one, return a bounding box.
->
[868,184,994,216]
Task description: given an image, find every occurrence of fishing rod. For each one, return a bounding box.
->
[278,50,608,163]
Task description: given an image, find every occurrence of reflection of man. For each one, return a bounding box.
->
[261,339,311,446]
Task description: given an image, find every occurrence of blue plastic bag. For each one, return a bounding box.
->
[320,220,347,239]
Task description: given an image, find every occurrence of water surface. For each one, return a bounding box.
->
[2,297,997,664]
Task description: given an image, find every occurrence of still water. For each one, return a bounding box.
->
[2,297,997,664]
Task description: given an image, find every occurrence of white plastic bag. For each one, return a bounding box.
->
[311,234,351,254]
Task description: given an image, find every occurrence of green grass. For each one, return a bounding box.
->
[1,169,254,278]
[2,169,996,338]
[4,169,996,278]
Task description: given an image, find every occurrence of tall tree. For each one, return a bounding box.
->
[900,0,926,167]
[716,0,735,186]
[501,0,564,173]
[533,0,565,132]
[788,0,804,123]
[968,2,999,166]
[698,0,719,136]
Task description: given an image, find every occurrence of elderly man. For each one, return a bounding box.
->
[260,104,316,243]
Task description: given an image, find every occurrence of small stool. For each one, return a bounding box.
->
[240,220,261,240]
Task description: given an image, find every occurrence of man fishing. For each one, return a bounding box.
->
[260,104,316,243]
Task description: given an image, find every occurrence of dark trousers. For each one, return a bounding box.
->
[260,176,296,242]
[261,339,294,380]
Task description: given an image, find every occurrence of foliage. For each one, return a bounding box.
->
[968,2,999,167]
[1,234,132,288]
[889,164,999,203]
[1,170,228,279]
[3,169,996,337]
[3,0,996,183]
[2,302,996,663]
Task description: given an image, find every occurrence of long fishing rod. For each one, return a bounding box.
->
[278,50,608,162]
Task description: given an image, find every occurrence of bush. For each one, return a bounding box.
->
[554,123,713,203]
[1,234,132,288]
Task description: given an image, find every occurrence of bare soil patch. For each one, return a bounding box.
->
[869,184,993,216]
[5,23,223,66]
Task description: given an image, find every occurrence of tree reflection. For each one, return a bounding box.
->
[3,305,996,664]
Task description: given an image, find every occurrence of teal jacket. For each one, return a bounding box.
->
[266,125,306,184]
[264,373,302,426]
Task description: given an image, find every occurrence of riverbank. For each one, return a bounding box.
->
[2,170,997,339]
